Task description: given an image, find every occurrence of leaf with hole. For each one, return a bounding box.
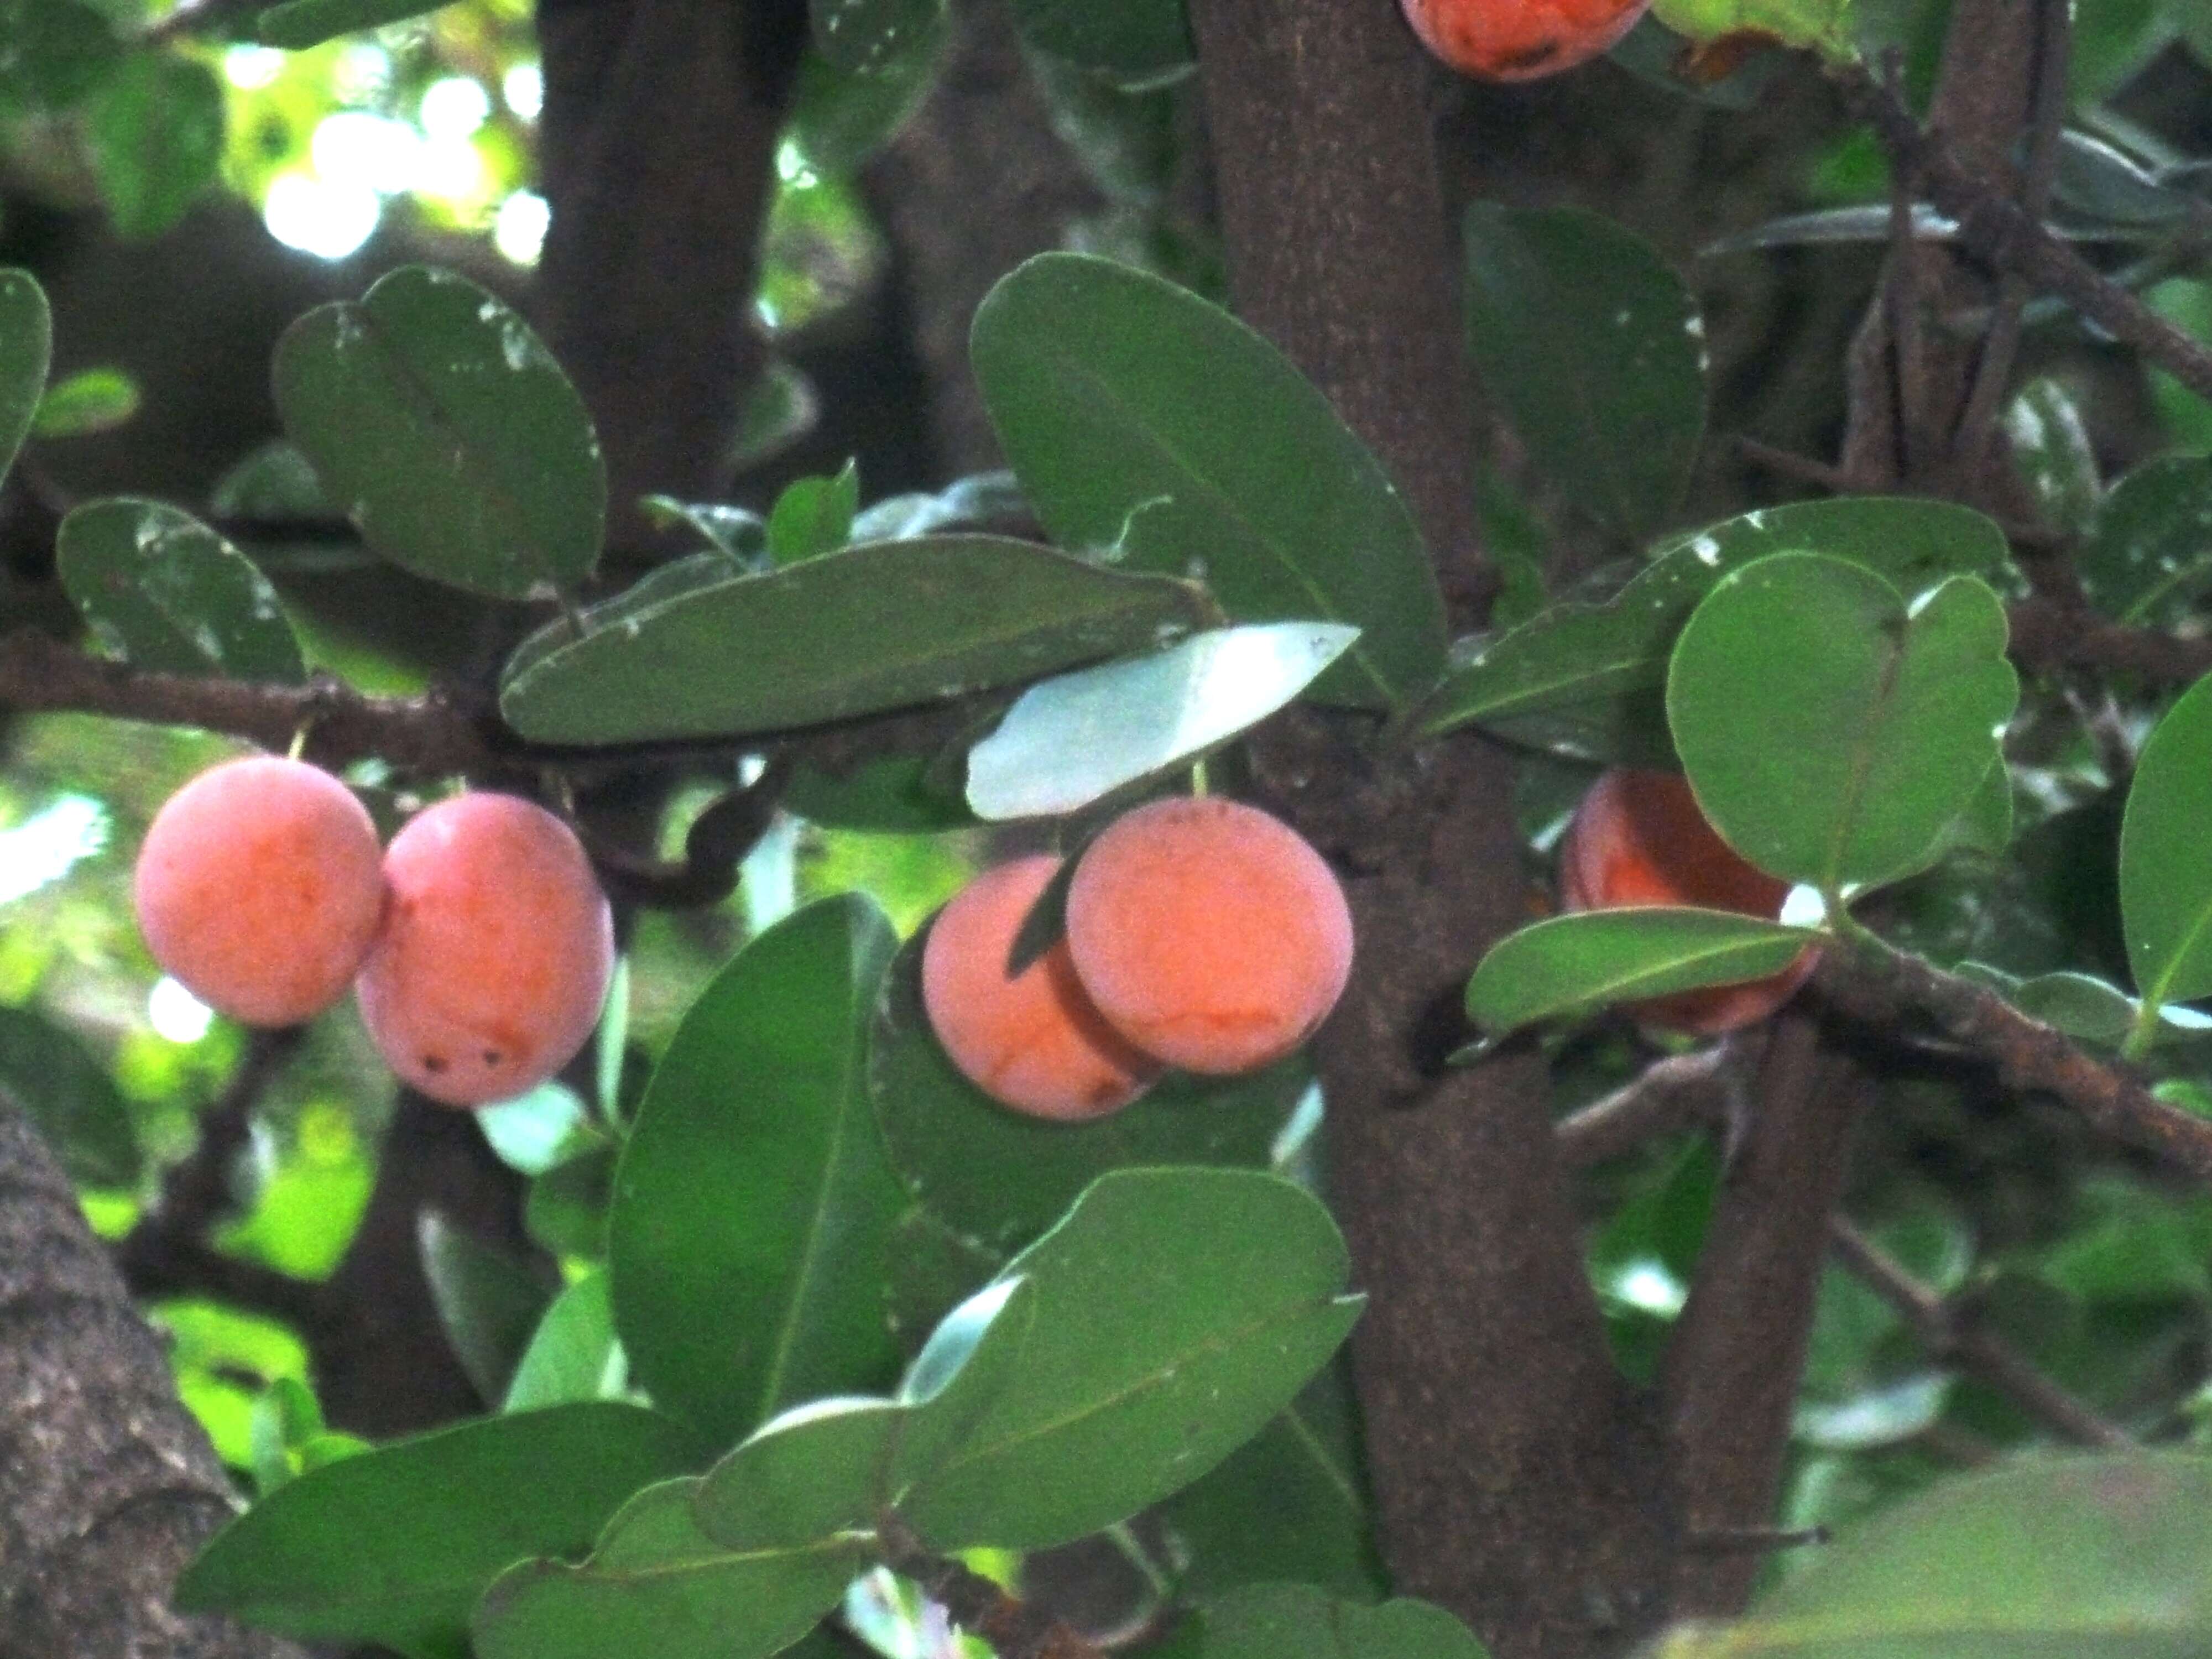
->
[274,265,603,601]
[1667,553,2018,894]
[972,253,1446,709]
[57,499,305,683]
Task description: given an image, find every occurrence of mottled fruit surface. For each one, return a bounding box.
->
[1559,766,1818,1034]
[356,792,613,1107]
[1066,796,1353,1074]
[133,755,387,1027]
[922,855,1161,1121]
[1401,0,1650,80]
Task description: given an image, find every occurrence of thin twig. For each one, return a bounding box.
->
[1553,1047,1737,1168]
[1828,1218,2133,1448]
[1846,67,2212,404]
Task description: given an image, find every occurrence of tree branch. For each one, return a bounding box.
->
[1553,1046,1743,1168]
[1827,1218,2133,1449]
[1815,935,2212,1186]
[1845,66,2212,405]
[1658,1016,1872,1618]
[2004,598,2212,686]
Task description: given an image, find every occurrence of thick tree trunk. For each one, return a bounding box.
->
[1190,3,1668,1653]
[0,1084,305,1659]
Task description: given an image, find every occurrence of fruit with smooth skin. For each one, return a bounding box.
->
[356,792,614,1108]
[1066,796,1353,1074]
[1400,0,1651,80]
[133,755,387,1027]
[922,854,1162,1121]
[1558,766,1817,1034]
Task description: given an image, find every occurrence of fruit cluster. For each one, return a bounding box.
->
[133,756,613,1108]
[921,796,1354,1121]
[1558,765,1817,1033]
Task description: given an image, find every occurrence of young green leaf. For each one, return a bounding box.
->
[472,1477,857,1659]
[2119,674,2212,1024]
[56,499,306,683]
[869,927,1307,1253]
[766,460,860,565]
[1667,554,2018,894]
[85,55,224,239]
[609,896,906,1449]
[0,267,53,484]
[500,535,1215,744]
[32,366,139,439]
[256,0,456,49]
[1463,205,1706,538]
[274,265,604,601]
[1657,1455,2212,1657]
[966,623,1358,820]
[897,1167,1363,1551]
[1152,1583,1490,1659]
[176,1403,702,1658]
[972,253,1447,709]
[503,1272,624,1414]
[1465,909,1818,1037]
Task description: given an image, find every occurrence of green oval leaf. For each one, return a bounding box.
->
[972,253,1447,710]
[0,268,53,482]
[2077,454,2212,630]
[85,54,223,239]
[1667,554,2018,894]
[473,1477,855,1659]
[273,264,604,601]
[500,534,1213,744]
[1663,1455,2212,1657]
[0,1004,140,1188]
[1421,498,2009,756]
[609,895,906,1449]
[1005,0,1193,85]
[418,1212,552,1409]
[1463,205,1705,538]
[869,926,1309,1254]
[503,1271,624,1413]
[898,1167,1362,1551]
[2120,674,2212,1014]
[811,0,946,75]
[966,623,1358,820]
[766,460,860,565]
[1465,909,1818,1037]
[255,0,456,49]
[33,365,139,439]
[0,1,121,116]
[56,499,306,683]
[175,1403,701,1658]
[1155,1583,1489,1659]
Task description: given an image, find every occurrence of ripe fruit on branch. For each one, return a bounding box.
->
[1400,0,1651,80]
[1066,796,1353,1074]
[921,854,1162,1121]
[133,755,387,1028]
[1558,766,1817,1034]
[356,792,613,1108]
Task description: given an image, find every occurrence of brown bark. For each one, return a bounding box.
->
[0,1083,305,1659]
[1191,3,1666,1652]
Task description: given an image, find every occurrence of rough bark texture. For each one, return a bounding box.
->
[536,0,811,558]
[0,1084,305,1659]
[1191,3,1666,1652]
